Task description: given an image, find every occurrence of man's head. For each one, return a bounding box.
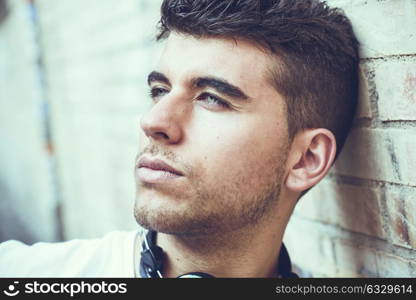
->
[134,0,359,236]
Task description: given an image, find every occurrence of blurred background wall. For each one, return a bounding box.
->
[0,0,415,277]
[0,0,162,242]
[0,0,58,243]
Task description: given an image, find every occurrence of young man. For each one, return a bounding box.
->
[0,0,359,278]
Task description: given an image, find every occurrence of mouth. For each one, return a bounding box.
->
[136,156,184,184]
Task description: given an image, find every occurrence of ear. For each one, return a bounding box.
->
[285,129,337,193]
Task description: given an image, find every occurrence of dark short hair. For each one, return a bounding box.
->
[156,0,359,158]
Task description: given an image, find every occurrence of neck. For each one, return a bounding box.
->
[157,211,288,278]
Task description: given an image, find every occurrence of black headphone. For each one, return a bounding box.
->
[139,230,298,278]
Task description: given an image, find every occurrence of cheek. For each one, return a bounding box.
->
[190,115,284,180]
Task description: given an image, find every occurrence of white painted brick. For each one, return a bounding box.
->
[284,218,337,277]
[328,0,416,58]
[384,190,416,249]
[333,239,414,277]
[334,128,416,186]
[375,252,413,277]
[375,59,416,121]
[333,239,378,277]
[296,180,385,239]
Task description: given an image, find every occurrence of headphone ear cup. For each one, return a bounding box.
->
[140,245,164,274]
[150,245,164,270]
[139,230,165,278]
[177,272,215,278]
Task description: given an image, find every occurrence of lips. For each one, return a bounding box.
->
[136,157,184,184]
[137,157,183,176]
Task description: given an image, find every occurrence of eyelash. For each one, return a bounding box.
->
[148,87,230,109]
[196,92,230,108]
[149,87,168,99]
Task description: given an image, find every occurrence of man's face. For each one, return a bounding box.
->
[134,32,290,236]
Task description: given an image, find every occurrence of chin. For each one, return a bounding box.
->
[133,199,217,236]
[134,194,185,233]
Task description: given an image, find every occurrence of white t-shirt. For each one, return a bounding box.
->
[0,230,142,277]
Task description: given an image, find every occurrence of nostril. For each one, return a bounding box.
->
[155,132,169,140]
[139,107,182,143]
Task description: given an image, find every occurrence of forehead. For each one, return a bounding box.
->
[156,32,275,91]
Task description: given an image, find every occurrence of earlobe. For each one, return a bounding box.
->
[285,129,336,193]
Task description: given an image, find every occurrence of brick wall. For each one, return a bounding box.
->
[284,0,416,277]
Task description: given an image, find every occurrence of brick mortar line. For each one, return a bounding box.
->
[326,173,416,189]
[378,189,395,253]
[378,120,416,127]
[360,53,416,62]
[380,118,416,122]
[353,119,416,129]
[290,216,416,260]
[329,237,339,276]
[364,61,382,127]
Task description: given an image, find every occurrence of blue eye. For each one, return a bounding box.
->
[149,87,169,101]
[197,93,229,108]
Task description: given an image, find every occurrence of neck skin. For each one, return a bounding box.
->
[154,191,297,278]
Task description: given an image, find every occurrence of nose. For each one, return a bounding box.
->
[140,95,186,144]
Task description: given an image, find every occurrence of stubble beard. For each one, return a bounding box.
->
[134,144,288,238]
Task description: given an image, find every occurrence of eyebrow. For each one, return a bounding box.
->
[148,71,170,86]
[193,77,249,101]
[147,71,250,101]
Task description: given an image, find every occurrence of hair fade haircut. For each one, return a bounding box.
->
[156,0,360,158]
